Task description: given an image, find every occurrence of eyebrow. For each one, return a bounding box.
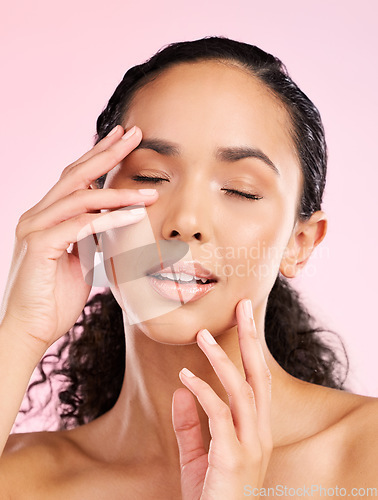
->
[134,138,280,176]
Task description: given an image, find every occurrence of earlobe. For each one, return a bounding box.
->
[279,245,298,278]
[279,210,328,279]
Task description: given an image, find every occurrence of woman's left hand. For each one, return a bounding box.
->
[172,298,272,500]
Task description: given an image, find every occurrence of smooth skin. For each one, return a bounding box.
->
[173,303,272,499]
[0,123,270,499]
[0,60,377,499]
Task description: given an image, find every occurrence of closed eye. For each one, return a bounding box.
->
[131,175,263,201]
[220,188,263,201]
[131,175,168,184]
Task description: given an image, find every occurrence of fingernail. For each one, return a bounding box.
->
[243,299,253,320]
[122,125,137,140]
[138,189,157,195]
[127,206,146,216]
[201,329,217,345]
[181,367,195,378]
[106,125,119,137]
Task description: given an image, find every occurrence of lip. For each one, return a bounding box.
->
[147,274,217,303]
[145,260,218,282]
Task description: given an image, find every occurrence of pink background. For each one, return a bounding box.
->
[1,0,377,430]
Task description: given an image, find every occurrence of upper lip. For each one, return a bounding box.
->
[146,260,218,282]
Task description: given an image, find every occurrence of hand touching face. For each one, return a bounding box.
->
[173,298,272,499]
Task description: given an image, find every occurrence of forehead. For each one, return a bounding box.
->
[122,60,300,183]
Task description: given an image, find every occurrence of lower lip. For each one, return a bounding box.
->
[147,275,217,302]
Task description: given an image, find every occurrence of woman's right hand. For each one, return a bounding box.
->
[0,125,158,358]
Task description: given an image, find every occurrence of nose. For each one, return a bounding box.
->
[161,176,212,244]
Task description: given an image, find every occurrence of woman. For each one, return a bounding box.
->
[0,36,377,498]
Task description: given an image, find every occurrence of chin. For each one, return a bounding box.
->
[134,320,199,345]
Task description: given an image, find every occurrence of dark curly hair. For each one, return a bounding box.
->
[19,36,349,430]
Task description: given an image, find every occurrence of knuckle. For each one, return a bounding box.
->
[60,164,75,179]
[15,219,27,240]
[66,213,94,240]
[240,381,255,402]
[23,231,41,250]
[218,349,231,363]
[17,208,33,225]
[23,232,33,246]
[248,329,260,341]
[98,148,121,165]
[17,213,26,224]
[208,446,240,472]
[214,402,231,421]
[70,188,87,201]
[61,212,88,233]
[76,212,94,226]
[60,166,69,178]
[174,418,201,433]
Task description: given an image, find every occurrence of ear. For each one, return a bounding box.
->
[279,210,328,278]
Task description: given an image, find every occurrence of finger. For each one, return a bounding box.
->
[16,187,158,241]
[196,329,258,446]
[236,299,272,444]
[20,125,141,221]
[64,125,124,171]
[23,205,148,263]
[53,185,100,262]
[19,126,123,222]
[172,388,207,468]
[179,368,239,453]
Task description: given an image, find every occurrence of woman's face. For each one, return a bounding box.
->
[102,60,303,344]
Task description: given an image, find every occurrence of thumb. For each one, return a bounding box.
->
[172,388,208,500]
[172,387,207,467]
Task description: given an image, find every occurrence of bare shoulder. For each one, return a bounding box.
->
[0,430,166,499]
[2,428,82,459]
[3,429,58,454]
[336,394,378,486]
[340,393,378,439]
[0,430,88,497]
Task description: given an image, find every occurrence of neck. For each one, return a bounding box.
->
[95,302,324,468]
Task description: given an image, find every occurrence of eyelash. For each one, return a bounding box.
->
[131,175,263,201]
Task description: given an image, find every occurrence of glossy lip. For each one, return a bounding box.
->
[145,260,218,282]
[147,274,217,303]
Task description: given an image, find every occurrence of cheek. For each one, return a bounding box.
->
[219,227,284,285]
[214,200,292,287]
